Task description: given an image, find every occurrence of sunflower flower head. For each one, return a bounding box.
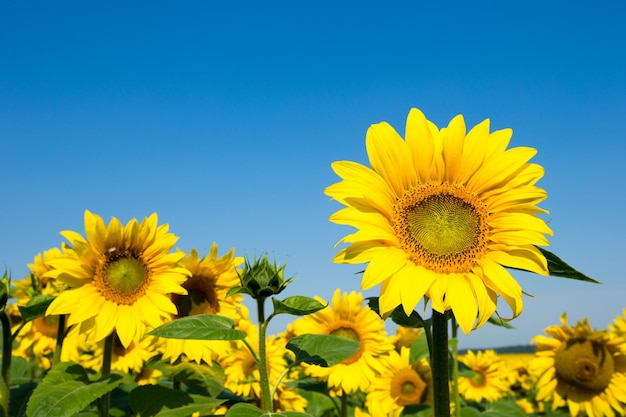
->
[530,313,626,417]
[458,349,511,403]
[325,108,553,334]
[235,253,293,299]
[45,210,190,348]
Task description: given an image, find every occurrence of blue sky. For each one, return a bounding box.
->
[1,1,625,349]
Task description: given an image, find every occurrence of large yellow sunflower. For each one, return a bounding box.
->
[325,108,552,333]
[530,313,626,417]
[161,244,249,364]
[45,210,189,348]
[365,347,432,417]
[458,349,511,403]
[291,289,393,394]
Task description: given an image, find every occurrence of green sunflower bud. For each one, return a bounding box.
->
[234,254,293,299]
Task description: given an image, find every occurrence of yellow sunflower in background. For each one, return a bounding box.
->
[45,210,189,348]
[365,347,432,417]
[609,308,626,338]
[325,108,552,333]
[161,244,249,364]
[458,350,510,403]
[530,313,626,417]
[390,326,422,353]
[292,289,393,394]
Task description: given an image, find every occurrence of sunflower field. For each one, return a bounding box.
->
[2,109,624,417]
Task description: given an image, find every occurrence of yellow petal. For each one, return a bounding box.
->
[361,248,408,290]
[446,274,477,334]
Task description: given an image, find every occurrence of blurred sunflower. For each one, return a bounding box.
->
[366,347,432,417]
[325,108,552,333]
[458,350,510,403]
[292,289,393,393]
[161,244,249,364]
[390,326,422,353]
[45,210,189,348]
[609,308,626,338]
[530,313,626,417]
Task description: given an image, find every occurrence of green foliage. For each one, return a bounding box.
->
[537,248,599,283]
[26,362,123,417]
[224,402,315,417]
[155,360,225,397]
[16,295,55,323]
[272,296,326,317]
[148,314,246,340]
[128,384,224,416]
[409,333,430,364]
[286,334,360,367]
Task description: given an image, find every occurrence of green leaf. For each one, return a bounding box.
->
[483,398,526,417]
[148,314,247,340]
[224,402,264,417]
[9,382,37,417]
[26,362,123,417]
[272,296,326,316]
[409,333,430,364]
[277,412,316,417]
[17,294,55,323]
[538,247,599,283]
[129,384,224,417]
[226,286,251,298]
[459,407,482,417]
[487,315,515,329]
[286,334,360,367]
[165,360,224,397]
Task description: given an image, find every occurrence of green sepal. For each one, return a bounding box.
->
[286,334,360,367]
[148,314,246,340]
[272,296,326,317]
[226,286,252,298]
[17,294,55,323]
[538,247,599,283]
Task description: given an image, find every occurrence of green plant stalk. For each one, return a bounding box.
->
[99,333,114,417]
[0,311,11,417]
[52,314,66,366]
[256,296,273,412]
[432,309,450,417]
[341,390,348,417]
[450,317,460,417]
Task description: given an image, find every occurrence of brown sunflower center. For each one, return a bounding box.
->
[329,325,362,365]
[554,338,614,394]
[390,368,427,405]
[172,276,220,318]
[95,251,150,305]
[393,183,489,273]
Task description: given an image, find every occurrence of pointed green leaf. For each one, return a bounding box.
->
[226,286,251,298]
[224,402,264,417]
[164,360,224,397]
[26,362,122,417]
[409,334,430,364]
[17,295,55,323]
[272,296,326,316]
[487,315,515,329]
[148,314,246,340]
[129,384,223,417]
[459,408,482,417]
[539,247,599,283]
[286,334,360,367]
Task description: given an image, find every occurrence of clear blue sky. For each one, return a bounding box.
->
[1,1,625,349]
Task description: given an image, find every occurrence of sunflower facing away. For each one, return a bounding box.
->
[292,289,393,394]
[530,313,626,417]
[325,108,553,333]
[45,210,190,348]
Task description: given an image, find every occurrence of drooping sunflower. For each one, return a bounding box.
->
[458,349,511,403]
[291,289,393,394]
[530,313,626,417]
[160,244,249,364]
[365,347,432,417]
[45,210,190,347]
[325,108,552,333]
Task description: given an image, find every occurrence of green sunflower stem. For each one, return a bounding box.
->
[451,317,460,417]
[256,296,273,413]
[0,311,11,417]
[53,314,66,366]
[99,333,114,417]
[432,309,451,417]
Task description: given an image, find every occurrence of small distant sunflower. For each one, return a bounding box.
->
[366,347,432,417]
[161,244,248,364]
[530,313,626,417]
[391,326,422,353]
[325,108,552,333]
[292,289,393,393]
[458,350,510,403]
[45,210,189,347]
